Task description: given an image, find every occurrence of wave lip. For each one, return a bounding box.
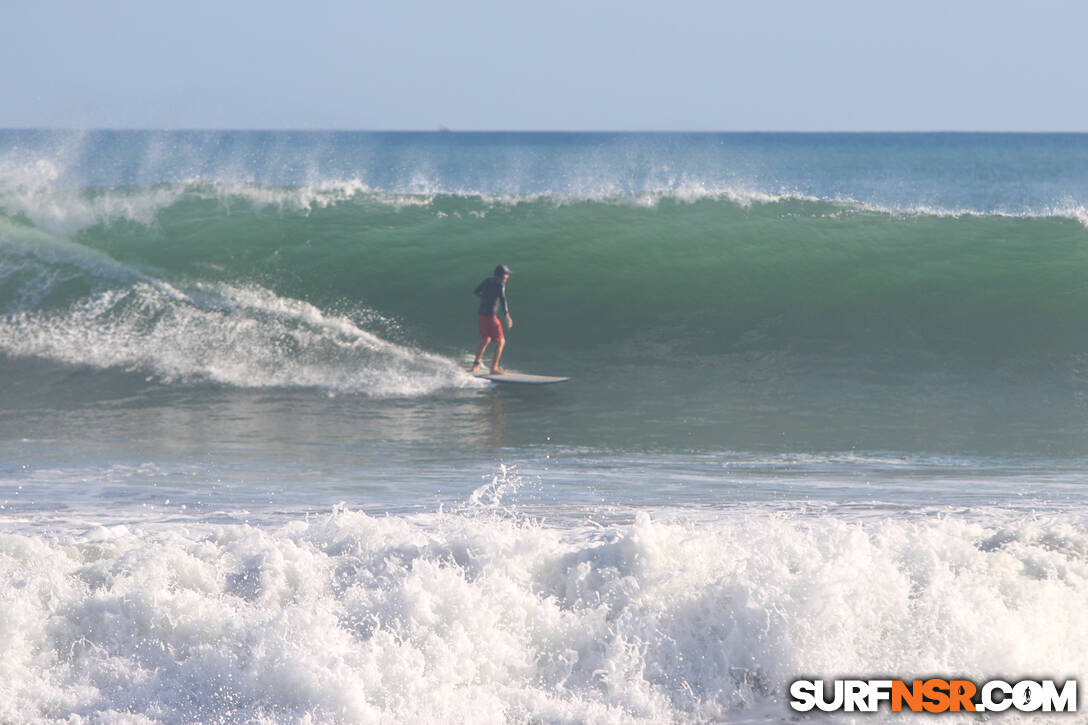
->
[6,129,1088,230]
[6,176,1088,238]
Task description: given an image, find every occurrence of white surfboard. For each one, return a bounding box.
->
[474,372,570,385]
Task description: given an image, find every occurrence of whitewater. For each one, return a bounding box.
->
[2,131,1087,723]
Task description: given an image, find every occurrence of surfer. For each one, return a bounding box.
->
[472,265,513,374]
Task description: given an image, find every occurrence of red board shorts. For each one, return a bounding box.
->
[478,315,504,341]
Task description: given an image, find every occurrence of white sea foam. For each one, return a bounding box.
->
[0,280,475,395]
[832,195,1088,226]
[0,502,1084,723]
[0,231,477,396]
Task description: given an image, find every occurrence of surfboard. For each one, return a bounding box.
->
[474,372,570,385]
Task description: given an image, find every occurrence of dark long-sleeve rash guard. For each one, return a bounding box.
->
[474,276,509,317]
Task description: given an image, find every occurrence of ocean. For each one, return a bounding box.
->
[1,130,1086,723]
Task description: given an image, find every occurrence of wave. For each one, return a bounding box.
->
[5,172,1088,391]
[1,500,1085,723]
[0,221,476,395]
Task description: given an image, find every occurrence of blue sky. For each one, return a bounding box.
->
[3,0,1084,130]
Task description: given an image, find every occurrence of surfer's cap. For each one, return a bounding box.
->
[494,265,512,277]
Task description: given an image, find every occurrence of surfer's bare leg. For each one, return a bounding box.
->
[472,339,491,372]
[490,337,506,374]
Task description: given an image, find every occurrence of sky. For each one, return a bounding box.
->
[3,0,1085,131]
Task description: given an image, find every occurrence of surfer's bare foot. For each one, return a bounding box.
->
[471,361,482,373]
[490,368,507,375]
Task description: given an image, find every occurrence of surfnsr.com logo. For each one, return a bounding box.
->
[789,678,1077,713]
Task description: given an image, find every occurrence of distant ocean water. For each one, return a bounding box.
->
[1,130,1086,723]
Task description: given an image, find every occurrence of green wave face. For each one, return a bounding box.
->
[18,189,1085,359]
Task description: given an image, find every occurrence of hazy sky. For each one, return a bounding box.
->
[3,0,1084,131]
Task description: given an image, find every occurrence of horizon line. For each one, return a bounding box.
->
[2,127,1088,135]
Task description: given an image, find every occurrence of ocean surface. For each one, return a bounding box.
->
[1,130,1087,723]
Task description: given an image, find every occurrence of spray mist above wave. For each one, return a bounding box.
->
[6,177,1088,242]
[5,130,1088,230]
